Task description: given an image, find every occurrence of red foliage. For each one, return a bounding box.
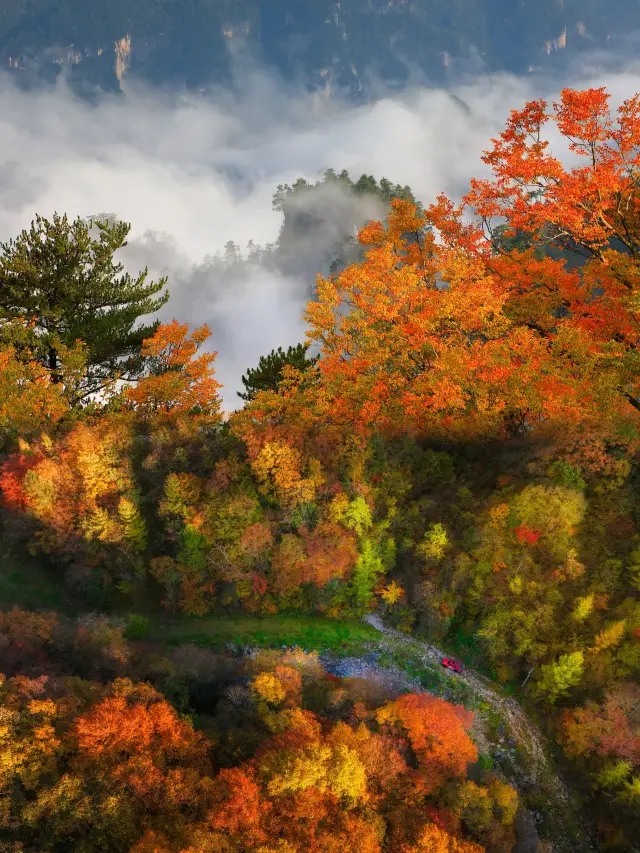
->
[514,524,542,545]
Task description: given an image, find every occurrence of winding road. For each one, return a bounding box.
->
[349,614,597,853]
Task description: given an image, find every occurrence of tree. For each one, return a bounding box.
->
[403,823,484,853]
[464,87,640,416]
[0,213,169,403]
[562,683,640,762]
[303,90,640,444]
[124,321,222,427]
[376,693,477,789]
[533,651,584,703]
[239,343,319,402]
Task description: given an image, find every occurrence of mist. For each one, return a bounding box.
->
[1,51,640,408]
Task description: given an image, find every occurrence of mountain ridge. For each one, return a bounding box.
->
[2,0,638,98]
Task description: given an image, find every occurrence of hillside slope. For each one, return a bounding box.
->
[2,0,638,96]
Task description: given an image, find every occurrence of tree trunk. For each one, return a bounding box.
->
[49,347,60,383]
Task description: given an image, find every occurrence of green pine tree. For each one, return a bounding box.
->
[0,212,169,404]
[238,343,319,402]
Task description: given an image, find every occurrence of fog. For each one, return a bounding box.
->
[1,49,640,407]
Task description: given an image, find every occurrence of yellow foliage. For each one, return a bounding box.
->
[252,672,286,705]
[380,581,405,605]
[572,594,594,623]
[327,743,368,803]
[265,743,332,796]
[487,777,518,825]
[511,485,586,557]
[590,620,626,654]
[327,492,350,524]
[559,549,586,581]
[489,503,510,528]
[27,700,58,718]
[508,575,523,595]
[117,497,147,550]
[327,720,372,752]
[80,507,120,543]
[252,441,316,506]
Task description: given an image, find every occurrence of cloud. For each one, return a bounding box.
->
[1,53,639,408]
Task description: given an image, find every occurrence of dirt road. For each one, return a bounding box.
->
[360,613,597,853]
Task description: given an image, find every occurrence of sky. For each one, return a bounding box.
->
[1,49,640,408]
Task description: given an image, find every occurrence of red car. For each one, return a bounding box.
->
[441,658,463,674]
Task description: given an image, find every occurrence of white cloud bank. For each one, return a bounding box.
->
[1,53,640,407]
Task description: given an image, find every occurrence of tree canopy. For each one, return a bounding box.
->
[0,213,169,404]
[1,86,640,852]
[239,343,320,402]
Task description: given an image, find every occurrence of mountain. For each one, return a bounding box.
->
[2,0,639,98]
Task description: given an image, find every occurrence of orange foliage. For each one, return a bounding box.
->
[73,692,204,764]
[403,822,485,853]
[241,522,275,557]
[208,766,271,845]
[300,522,358,587]
[377,694,477,788]
[298,89,640,444]
[0,418,145,577]
[270,523,358,595]
[125,321,222,426]
[129,830,173,853]
[0,344,68,439]
[561,684,640,763]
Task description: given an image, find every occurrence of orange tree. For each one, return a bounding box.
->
[300,88,640,447]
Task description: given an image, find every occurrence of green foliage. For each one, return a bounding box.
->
[627,546,640,591]
[477,754,495,771]
[177,525,208,573]
[272,169,422,215]
[290,501,318,531]
[596,760,633,791]
[548,459,586,491]
[0,212,169,403]
[0,551,66,612]
[417,522,450,562]
[343,496,373,537]
[348,536,387,611]
[124,612,150,640]
[238,343,319,401]
[533,651,584,704]
[153,614,379,653]
[510,484,586,561]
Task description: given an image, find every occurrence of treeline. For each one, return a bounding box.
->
[0,87,639,850]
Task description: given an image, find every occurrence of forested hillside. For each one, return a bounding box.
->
[1,86,640,852]
[2,0,639,95]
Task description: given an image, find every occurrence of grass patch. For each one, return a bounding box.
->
[373,644,474,705]
[375,646,443,691]
[0,550,68,612]
[151,613,381,655]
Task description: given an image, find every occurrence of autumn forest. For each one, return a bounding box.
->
[0,87,639,853]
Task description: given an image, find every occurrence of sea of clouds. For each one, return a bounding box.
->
[1,46,640,407]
